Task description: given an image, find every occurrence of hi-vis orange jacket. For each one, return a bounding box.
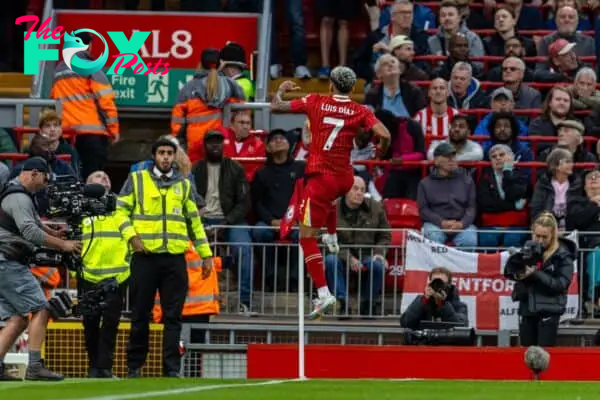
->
[153,246,221,323]
[50,57,119,139]
[171,71,245,163]
[31,266,61,299]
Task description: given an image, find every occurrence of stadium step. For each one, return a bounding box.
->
[268,78,366,103]
[0,73,31,98]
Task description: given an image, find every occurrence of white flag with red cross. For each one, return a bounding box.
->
[401,230,579,331]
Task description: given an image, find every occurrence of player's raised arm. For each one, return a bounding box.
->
[372,121,391,157]
[270,80,302,112]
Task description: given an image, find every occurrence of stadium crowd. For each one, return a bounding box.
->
[3,0,600,322]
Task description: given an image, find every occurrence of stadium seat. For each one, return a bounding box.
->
[480,211,529,228]
[383,199,421,230]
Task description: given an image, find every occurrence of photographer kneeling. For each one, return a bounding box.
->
[400,267,468,330]
[80,171,129,378]
[0,158,81,381]
[504,212,575,347]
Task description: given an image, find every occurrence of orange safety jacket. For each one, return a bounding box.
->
[50,59,119,140]
[171,71,245,164]
[31,266,61,299]
[153,247,221,323]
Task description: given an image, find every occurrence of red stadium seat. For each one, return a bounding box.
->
[480,211,529,228]
[383,198,421,230]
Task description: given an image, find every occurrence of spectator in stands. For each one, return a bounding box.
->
[566,166,600,311]
[50,32,119,180]
[484,38,536,81]
[417,142,478,248]
[474,88,528,138]
[535,38,585,82]
[0,162,8,185]
[364,54,426,117]
[546,0,593,31]
[477,144,530,248]
[316,0,363,79]
[538,120,597,172]
[414,78,459,140]
[325,176,391,317]
[37,110,80,177]
[498,57,541,110]
[504,0,545,31]
[447,62,488,110]
[400,266,468,330]
[389,36,429,81]
[484,6,536,58]
[428,114,484,162]
[375,109,425,200]
[352,0,430,82]
[0,129,18,165]
[251,130,304,290]
[427,1,485,71]
[530,147,582,229]
[218,110,265,182]
[529,87,576,155]
[269,0,311,79]
[567,67,600,109]
[378,0,437,31]
[172,48,245,164]
[372,1,430,59]
[537,6,596,69]
[481,112,534,179]
[192,130,254,316]
[457,0,493,30]
[433,33,483,81]
[219,43,254,100]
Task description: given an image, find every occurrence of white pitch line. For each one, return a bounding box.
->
[75,379,299,400]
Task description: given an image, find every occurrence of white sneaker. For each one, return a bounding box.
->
[322,233,340,254]
[270,64,282,79]
[308,295,336,320]
[294,65,312,79]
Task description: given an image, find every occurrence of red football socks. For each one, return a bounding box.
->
[299,237,327,288]
[325,206,337,235]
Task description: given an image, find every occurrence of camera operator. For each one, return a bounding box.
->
[0,157,81,381]
[116,137,213,378]
[400,267,468,330]
[504,212,575,347]
[80,171,129,378]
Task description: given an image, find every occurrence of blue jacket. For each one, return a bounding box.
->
[379,4,436,31]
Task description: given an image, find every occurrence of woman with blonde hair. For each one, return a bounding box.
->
[171,48,245,163]
[504,212,576,347]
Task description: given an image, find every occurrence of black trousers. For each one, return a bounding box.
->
[75,134,109,180]
[519,314,561,347]
[81,279,127,370]
[127,252,187,375]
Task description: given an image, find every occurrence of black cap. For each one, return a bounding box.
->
[433,142,457,158]
[267,129,288,143]
[201,48,220,70]
[204,130,224,141]
[219,42,247,68]
[22,156,50,173]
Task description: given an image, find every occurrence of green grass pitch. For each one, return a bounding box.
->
[1,378,600,400]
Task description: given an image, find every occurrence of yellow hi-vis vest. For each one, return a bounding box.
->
[81,214,130,284]
[115,170,212,258]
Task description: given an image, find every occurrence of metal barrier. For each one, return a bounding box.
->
[0,98,60,129]
[29,0,56,101]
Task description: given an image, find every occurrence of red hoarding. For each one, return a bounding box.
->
[54,10,259,69]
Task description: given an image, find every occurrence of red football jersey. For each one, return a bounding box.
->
[290,94,378,176]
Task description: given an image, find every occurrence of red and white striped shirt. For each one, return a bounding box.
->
[414,106,459,140]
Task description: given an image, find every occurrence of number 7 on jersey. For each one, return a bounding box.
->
[322,117,345,151]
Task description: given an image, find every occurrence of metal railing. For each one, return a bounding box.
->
[0,98,59,128]
[30,0,56,100]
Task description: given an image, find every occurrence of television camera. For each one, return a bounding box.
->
[35,176,118,318]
